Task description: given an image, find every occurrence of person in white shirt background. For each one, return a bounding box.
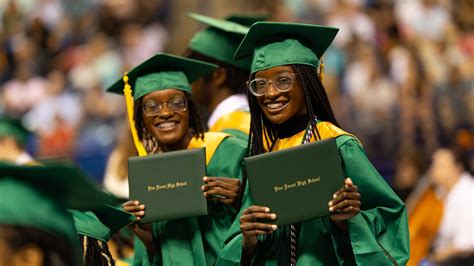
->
[427,147,474,265]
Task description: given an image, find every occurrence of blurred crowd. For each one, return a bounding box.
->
[0,0,472,188]
[0,0,170,177]
[0,0,473,264]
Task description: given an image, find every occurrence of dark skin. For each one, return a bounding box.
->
[123,88,241,254]
[241,66,362,260]
[0,237,44,266]
[191,67,233,114]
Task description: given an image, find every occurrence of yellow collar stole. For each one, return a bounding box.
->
[187,132,230,164]
[272,121,356,151]
[209,111,250,135]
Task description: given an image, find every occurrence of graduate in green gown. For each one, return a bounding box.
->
[185,13,256,140]
[70,204,135,266]
[106,53,247,266]
[216,22,410,266]
[0,162,117,266]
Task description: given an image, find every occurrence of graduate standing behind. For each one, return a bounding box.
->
[185,14,257,140]
[106,53,247,266]
[0,162,117,266]
[70,204,135,266]
[216,22,410,265]
[0,117,36,165]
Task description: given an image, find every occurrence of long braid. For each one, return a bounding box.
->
[97,240,114,266]
[292,64,340,127]
[134,98,147,142]
[133,92,205,154]
[185,92,205,140]
[80,235,115,266]
[302,80,321,141]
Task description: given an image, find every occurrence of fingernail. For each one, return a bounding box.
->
[264,207,270,213]
[140,211,145,215]
[203,192,207,197]
[270,213,277,219]
[328,201,333,206]
[135,201,139,205]
[140,205,145,209]
[271,225,278,230]
[201,186,205,190]
[203,176,208,181]
[329,207,334,212]
[333,194,337,199]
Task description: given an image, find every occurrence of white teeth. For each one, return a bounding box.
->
[157,122,177,129]
[266,102,287,109]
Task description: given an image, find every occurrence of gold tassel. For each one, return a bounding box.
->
[123,73,147,156]
[319,58,324,81]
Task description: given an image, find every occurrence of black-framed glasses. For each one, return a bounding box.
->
[142,96,187,117]
[246,73,296,97]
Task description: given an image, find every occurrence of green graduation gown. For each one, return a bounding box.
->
[216,123,410,265]
[133,133,247,266]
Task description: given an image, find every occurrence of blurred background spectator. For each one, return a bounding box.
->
[426,147,474,265]
[0,0,471,188]
[1,0,472,264]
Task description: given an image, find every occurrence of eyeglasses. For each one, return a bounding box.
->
[246,73,296,97]
[142,96,187,117]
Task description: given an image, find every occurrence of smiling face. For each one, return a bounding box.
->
[141,89,191,151]
[254,65,307,125]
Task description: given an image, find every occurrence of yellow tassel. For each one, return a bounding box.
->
[319,58,324,81]
[123,73,147,156]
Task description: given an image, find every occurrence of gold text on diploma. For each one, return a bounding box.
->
[273,177,320,193]
[147,181,189,192]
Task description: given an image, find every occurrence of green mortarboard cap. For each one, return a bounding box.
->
[0,162,117,245]
[70,204,135,242]
[107,53,218,100]
[0,117,31,146]
[233,22,339,73]
[188,13,253,70]
[225,14,268,27]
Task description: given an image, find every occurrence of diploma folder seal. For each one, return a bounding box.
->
[128,148,208,223]
[244,138,343,226]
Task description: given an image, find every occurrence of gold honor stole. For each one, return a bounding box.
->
[272,121,356,151]
[188,132,230,165]
[209,111,250,135]
[22,160,42,166]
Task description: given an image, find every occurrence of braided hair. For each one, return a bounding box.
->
[134,91,205,154]
[247,64,340,156]
[79,235,115,266]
